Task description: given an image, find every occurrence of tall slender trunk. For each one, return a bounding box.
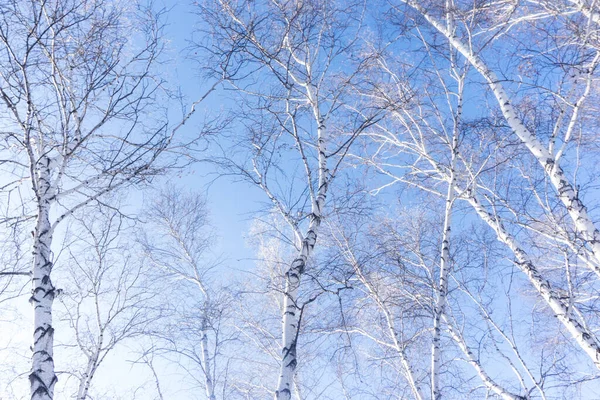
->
[405,0,600,276]
[275,93,328,400]
[430,52,462,397]
[431,153,456,400]
[200,318,216,400]
[274,221,320,400]
[30,163,57,400]
[77,327,104,400]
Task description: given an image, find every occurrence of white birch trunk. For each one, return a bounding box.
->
[405,1,600,276]
[76,323,104,400]
[30,159,57,400]
[200,318,216,400]
[431,147,456,400]
[274,218,321,400]
[275,109,328,399]
[465,191,600,368]
[430,39,462,394]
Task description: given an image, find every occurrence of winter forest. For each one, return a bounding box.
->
[3,0,600,399]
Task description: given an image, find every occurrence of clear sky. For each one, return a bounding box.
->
[160,0,266,270]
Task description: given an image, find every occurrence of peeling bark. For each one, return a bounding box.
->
[275,207,324,400]
[30,162,57,400]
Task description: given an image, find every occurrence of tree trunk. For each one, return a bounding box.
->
[275,225,318,400]
[77,328,104,400]
[30,164,57,400]
[200,319,216,400]
[275,98,328,400]
[77,355,98,400]
[431,158,455,400]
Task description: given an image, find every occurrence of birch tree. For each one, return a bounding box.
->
[141,188,232,400]
[390,0,600,371]
[328,204,529,399]
[197,1,379,397]
[0,1,175,398]
[228,215,298,399]
[394,0,600,278]
[349,3,600,393]
[2,1,600,398]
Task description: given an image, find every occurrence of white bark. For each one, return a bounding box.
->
[30,159,57,400]
[430,42,462,397]
[76,303,105,400]
[386,309,425,400]
[77,351,100,400]
[200,318,216,400]
[0,2,205,398]
[274,52,331,397]
[275,188,325,400]
[404,0,600,276]
[207,3,377,396]
[431,145,456,400]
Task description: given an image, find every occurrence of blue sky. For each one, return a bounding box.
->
[2,1,600,398]
[158,0,266,271]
